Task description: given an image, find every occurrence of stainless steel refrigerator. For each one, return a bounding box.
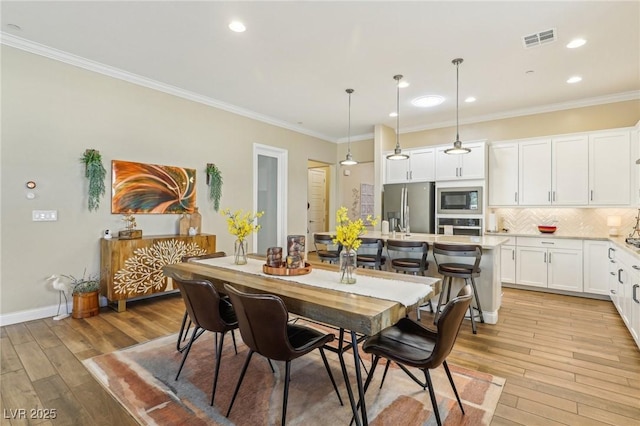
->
[383,182,435,234]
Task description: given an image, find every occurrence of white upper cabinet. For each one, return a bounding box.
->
[552,135,589,205]
[488,142,519,206]
[384,147,435,184]
[589,130,631,205]
[435,141,485,181]
[488,127,632,207]
[519,138,552,205]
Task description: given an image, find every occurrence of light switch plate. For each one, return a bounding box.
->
[32,210,58,221]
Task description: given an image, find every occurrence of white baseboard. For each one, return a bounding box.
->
[0,296,109,326]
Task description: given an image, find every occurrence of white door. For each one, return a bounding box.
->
[254,144,288,254]
[307,168,326,245]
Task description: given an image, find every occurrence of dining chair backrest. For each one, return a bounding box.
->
[430,284,472,367]
[432,243,481,273]
[224,284,293,361]
[356,237,385,268]
[166,272,234,334]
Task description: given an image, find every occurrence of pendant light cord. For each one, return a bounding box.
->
[456,60,460,142]
[348,89,352,153]
[395,75,402,149]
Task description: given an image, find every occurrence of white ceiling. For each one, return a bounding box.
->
[2,1,639,143]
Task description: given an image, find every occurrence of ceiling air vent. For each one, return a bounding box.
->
[522,28,556,48]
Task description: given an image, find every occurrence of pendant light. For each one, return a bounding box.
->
[386,75,410,160]
[444,58,471,155]
[340,88,358,166]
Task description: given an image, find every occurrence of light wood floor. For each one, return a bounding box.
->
[1,287,639,425]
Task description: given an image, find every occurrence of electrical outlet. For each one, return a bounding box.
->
[32,210,58,221]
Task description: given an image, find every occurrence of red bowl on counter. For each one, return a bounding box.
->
[538,225,557,234]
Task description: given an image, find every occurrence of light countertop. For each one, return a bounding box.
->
[318,231,509,249]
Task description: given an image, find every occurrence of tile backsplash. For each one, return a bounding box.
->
[490,207,639,237]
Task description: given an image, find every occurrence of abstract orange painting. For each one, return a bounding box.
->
[111,160,196,214]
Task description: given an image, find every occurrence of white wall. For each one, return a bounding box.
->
[0,46,337,323]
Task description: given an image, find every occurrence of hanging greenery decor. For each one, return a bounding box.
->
[206,163,223,212]
[81,149,106,212]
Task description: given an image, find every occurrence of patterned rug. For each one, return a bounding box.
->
[84,326,504,425]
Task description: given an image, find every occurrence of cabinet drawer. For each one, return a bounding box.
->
[516,237,582,250]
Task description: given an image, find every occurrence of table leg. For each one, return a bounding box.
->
[337,329,362,426]
[351,330,368,426]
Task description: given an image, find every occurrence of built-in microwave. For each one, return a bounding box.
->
[436,186,483,215]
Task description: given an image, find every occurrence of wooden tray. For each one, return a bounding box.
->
[263,262,312,276]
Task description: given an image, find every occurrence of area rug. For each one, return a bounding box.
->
[84,326,504,425]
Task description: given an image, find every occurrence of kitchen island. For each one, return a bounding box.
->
[317,231,509,324]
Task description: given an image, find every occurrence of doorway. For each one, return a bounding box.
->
[254,144,288,254]
[307,161,332,251]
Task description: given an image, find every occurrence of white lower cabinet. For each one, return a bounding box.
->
[500,238,516,284]
[612,248,640,347]
[583,240,611,295]
[515,237,583,292]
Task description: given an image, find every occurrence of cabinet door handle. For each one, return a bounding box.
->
[541,241,555,245]
[410,171,413,180]
[544,252,547,263]
[618,268,623,284]
[608,247,614,259]
[633,284,640,303]
[590,190,593,201]
[553,191,556,202]
[548,191,551,202]
[512,251,515,260]
[610,271,616,276]
[548,252,551,263]
[611,289,616,294]
[459,167,462,177]
[406,171,409,180]
[633,265,640,270]
[515,192,518,203]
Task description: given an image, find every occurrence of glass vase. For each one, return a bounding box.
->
[339,248,357,284]
[234,239,248,265]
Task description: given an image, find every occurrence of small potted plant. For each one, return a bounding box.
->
[64,271,101,318]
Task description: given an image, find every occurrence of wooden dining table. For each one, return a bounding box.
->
[163,256,439,426]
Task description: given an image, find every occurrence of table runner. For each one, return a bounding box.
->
[192,257,435,307]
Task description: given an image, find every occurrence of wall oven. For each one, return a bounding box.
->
[436,186,483,215]
[437,217,483,236]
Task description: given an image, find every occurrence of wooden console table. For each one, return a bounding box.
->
[100,234,216,312]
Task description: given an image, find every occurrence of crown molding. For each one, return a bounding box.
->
[1,33,336,143]
[401,90,640,134]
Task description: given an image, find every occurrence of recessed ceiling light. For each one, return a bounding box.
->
[229,21,246,33]
[464,97,476,103]
[566,38,586,49]
[6,23,21,31]
[398,81,410,89]
[411,95,444,108]
[567,76,582,84]
[389,112,398,117]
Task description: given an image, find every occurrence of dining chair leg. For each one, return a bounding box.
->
[282,360,291,426]
[336,329,361,426]
[267,358,275,373]
[443,361,465,414]
[379,359,391,389]
[175,325,201,380]
[230,329,238,354]
[470,276,485,323]
[176,311,190,351]
[210,331,225,406]
[319,348,343,405]
[465,279,477,334]
[423,369,442,426]
[226,349,254,418]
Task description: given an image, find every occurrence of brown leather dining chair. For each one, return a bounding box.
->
[224,284,343,426]
[361,285,473,426]
[166,271,239,407]
[176,251,237,353]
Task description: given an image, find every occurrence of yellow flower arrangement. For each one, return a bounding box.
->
[333,206,378,251]
[222,208,264,241]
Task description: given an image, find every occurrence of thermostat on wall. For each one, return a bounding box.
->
[343,170,351,176]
